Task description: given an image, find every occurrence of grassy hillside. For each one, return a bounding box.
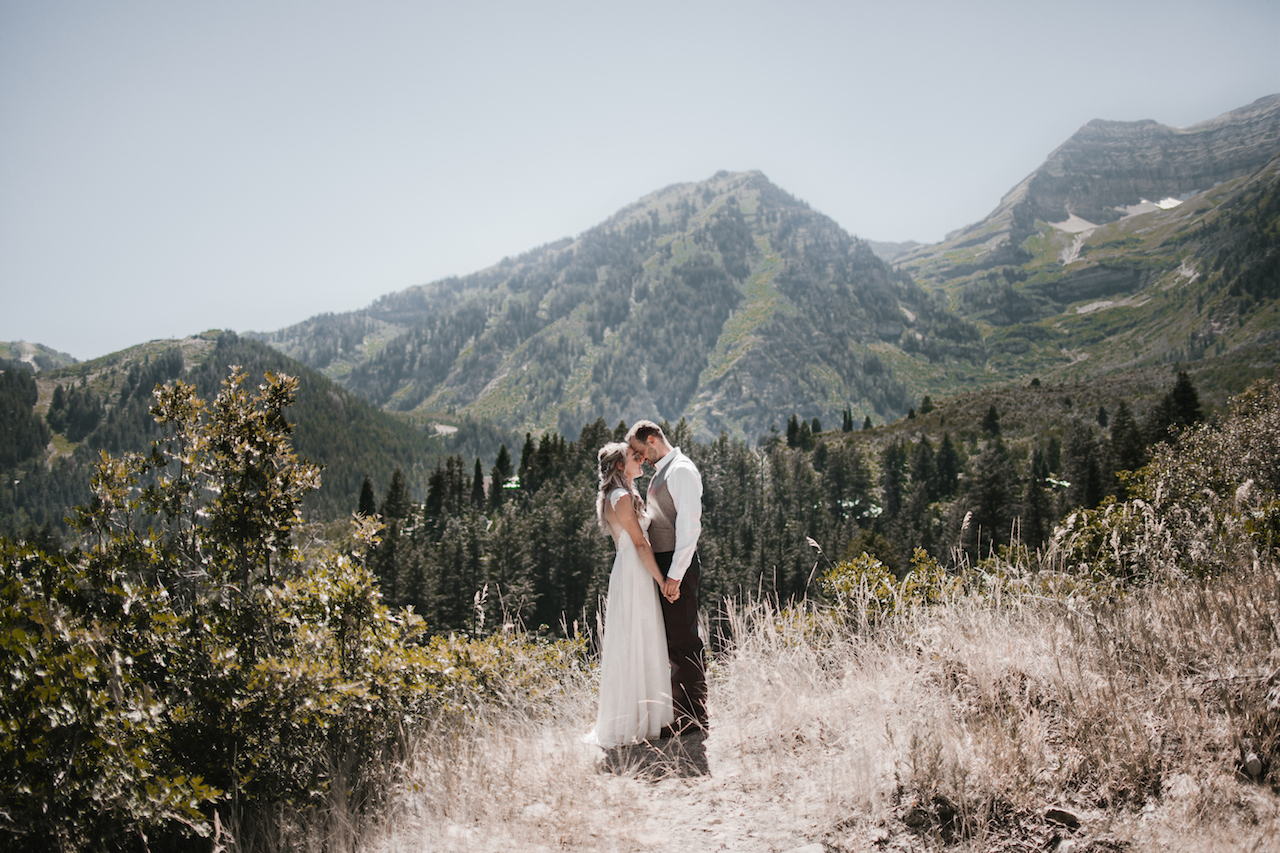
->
[253,147,1279,448]
[889,152,1280,394]
[1,341,78,372]
[0,332,467,536]
[253,171,988,441]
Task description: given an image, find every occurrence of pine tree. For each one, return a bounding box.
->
[380,468,412,520]
[46,383,68,433]
[423,456,468,534]
[517,433,536,494]
[423,465,447,531]
[1021,463,1053,550]
[1,367,51,468]
[1065,421,1104,510]
[935,432,961,498]
[820,441,872,523]
[911,437,937,500]
[1145,370,1204,445]
[797,419,813,451]
[357,476,377,517]
[962,437,1019,556]
[812,440,829,473]
[433,518,471,630]
[375,468,413,605]
[446,456,468,514]
[576,418,612,474]
[786,414,801,448]
[373,523,403,605]
[1045,436,1062,475]
[982,404,1001,437]
[488,444,513,510]
[1107,401,1146,498]
[1170,370,1203,427]
[902,480,938,561]
[879,439,908,521]
[471,458,486,508]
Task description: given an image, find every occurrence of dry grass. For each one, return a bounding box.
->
[249,553,1279,852]
[228,551,1279,852]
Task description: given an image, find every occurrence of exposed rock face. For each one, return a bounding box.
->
[1022,93,1280,226]
[901,93,1280,284]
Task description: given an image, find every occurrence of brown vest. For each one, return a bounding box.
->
[646,455,679,553]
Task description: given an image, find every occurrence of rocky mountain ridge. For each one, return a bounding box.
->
[194,95,1280,441]
[899,93,1280,288]
[253,170,985,440]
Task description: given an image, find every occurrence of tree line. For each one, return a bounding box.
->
[0,334,488,541]
[358,370,1205,637]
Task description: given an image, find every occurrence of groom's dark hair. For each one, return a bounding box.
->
[626,420,665,444]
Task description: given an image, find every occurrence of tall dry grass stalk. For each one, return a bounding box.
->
[243,552,1280,852]
[710,550,1280,849]
[244,554,1280,851]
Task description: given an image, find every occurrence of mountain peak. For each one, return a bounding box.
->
[899,93,1280,283]
[254,169,966,439]
[1,341,78,372]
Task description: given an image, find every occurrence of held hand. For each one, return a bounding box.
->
[661,576,681,602]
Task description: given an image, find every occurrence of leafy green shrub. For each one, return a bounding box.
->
[899,548,963,606]
[1045,377,1280,583]
[820,548,961,624]
[820,552,898,623]
[0,368,583,852]
[0,541,215,852]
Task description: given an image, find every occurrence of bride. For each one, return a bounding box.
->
[584,441,675,747]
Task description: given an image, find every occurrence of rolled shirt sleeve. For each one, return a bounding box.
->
[663,453,703,582]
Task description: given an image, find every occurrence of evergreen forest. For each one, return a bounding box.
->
[0,334,522,543]
[361,368,1210,636]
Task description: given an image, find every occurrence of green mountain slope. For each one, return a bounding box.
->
[1,341,78,372]
[901,149,1280,385]
[899,93,1280,287]
[255,171,985,440]
[882,95,1280,388]
[0,332,451,536]
[255,95,1279,441]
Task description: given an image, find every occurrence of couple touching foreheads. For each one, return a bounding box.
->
[584,420,708,748]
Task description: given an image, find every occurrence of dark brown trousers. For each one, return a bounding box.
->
[654,549,707,729]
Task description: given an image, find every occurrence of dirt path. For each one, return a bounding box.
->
[580,732,831,853]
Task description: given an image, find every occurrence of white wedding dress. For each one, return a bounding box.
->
[585,488,674,748]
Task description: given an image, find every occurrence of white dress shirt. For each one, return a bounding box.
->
[653,447,702,582]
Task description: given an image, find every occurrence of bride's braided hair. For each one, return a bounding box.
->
[596,441,642,535]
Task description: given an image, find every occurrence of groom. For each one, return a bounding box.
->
[627,420,707,734]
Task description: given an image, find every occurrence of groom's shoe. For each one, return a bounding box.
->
[663,717,707,738]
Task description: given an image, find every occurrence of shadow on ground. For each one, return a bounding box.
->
[598,733,709,780]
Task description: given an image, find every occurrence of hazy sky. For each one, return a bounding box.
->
[2,1,1277,361]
